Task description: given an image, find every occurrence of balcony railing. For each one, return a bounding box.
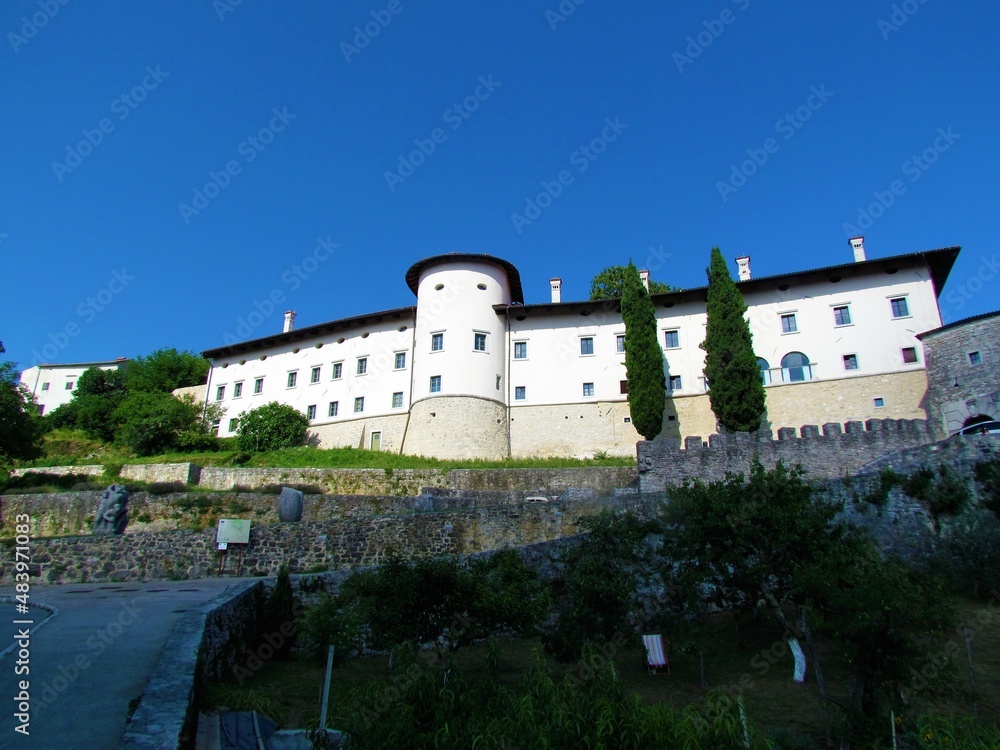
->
[761,364,816,385]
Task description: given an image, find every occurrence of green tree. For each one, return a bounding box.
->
[701,247,765,432]
[73,367,129,441]
[112,390,201,456]
[0,361,44,470]
[235,401,309,452]
[621,261,665,439]
[124,348,209,393]
[590,265,678,300]
[542,511,660,662]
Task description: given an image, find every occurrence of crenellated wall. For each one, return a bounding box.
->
[637,417,936,492]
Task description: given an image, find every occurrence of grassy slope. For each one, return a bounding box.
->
[203,600,1000,742]
[21,430,636,471]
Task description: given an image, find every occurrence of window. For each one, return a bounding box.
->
[616,335,626,353]
[431,332,444,351]
[287,371,297,388]
[620,380,628,394]
[254,377,264,394]
[307,404,316,420]
[757,357,771,385]
[514,341,527,359]
[514,386,526,400]
[969,351,982,366]
[583,382,594,397]
[392,392,404,408]
[354,397,364,413]
[37,405,45,416]
[901,347,918,364]
[310,366,321,384]
[229,418,239,432]
[890,297,909,318]
[843,354,859,371]
[430,375,441,393]
[216,385,225,401]
[580,337,594,356]
[212,419,221,436]
[668,375,682,391]
[328,401,339,417]
[663,330,679,349]
[41,382,49,391]
[781,351,810,382]
[474,332,487,352]
[780,313,798,334]
[356,357,367,375]
[66,381,74,390]
[231,382,242,398]
[833,305,852,326]
[874,397,885,408]
[332,362,343,380]
[394,352,406,370]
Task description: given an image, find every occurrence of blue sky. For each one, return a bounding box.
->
[3,1,998,369]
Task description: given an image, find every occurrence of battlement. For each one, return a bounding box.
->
[638,418,935,492]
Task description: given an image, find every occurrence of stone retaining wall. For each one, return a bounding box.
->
[120,580,265,749]
[0,494,607,585]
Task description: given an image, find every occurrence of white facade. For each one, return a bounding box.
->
[19,360,128,416]
[201,245,958,459]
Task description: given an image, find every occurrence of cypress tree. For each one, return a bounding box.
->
[621,261,665,439]
[701,247,766,432]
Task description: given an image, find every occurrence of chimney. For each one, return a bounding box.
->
[735,256,751,281]
[549,278,562,304]
[283,310,296,333]
[849,236,866,262]
[638,269,650,292]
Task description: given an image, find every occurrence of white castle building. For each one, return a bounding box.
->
[199,238,958,459]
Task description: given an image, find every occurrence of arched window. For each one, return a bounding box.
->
[781,352,810,382]
[756,357,770,385]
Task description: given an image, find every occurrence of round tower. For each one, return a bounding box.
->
[401,253,523,459]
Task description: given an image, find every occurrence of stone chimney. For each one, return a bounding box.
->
[549,278,562,304]
[283,310,296,333]
[849,236,866,262]
[639,269,650,292]
[736,256,751,281]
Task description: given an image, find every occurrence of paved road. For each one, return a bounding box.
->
[0,578,252,750]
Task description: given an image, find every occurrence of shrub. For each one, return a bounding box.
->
[235,402,309,453]
[112,391,201,456]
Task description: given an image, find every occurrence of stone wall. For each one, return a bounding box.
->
[510,401,641,458]
[12,463,637,495]
[308,412,410,453]
[919,310,1000,437]
[403,396,509,460]
[121,580,264,749]
[637,417,935,492]
[11,464,103,478]
[0,492,612,585]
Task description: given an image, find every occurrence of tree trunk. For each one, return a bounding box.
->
[801,609,834,747]
[761,584,807,683]
[788,636,806,683]
[699,649,708,689]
